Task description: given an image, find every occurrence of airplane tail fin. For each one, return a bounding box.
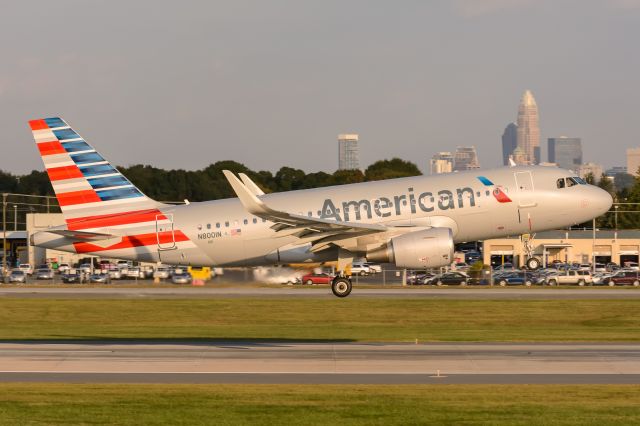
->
[29,117,162,224]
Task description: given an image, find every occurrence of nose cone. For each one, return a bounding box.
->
[591,186,613,216]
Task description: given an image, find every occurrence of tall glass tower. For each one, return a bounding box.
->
[338,134,359,170]
[516,90,540,165]
[501,122,518,165]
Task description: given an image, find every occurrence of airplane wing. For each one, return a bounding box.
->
[223,171,387,241]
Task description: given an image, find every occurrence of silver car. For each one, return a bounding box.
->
[171,273,192,284]
[8,270,27,284]
[35,268,54,280]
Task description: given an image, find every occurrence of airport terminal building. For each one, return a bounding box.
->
[483,229,640,268]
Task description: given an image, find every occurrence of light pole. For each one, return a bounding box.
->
[2,193,6,274]
[615,205,619,231]
[13,205,17,231]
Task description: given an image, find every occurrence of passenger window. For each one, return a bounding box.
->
[216,223,220,228]
[206,223,211,229]
[225,221,229,227]
[253,218,257,224]
[243,219,248,225]
[567,177,578,187]
[485,190,490,196]
[557,179,565,189]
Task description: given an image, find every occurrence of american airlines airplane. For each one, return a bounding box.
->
[29,117,612,297]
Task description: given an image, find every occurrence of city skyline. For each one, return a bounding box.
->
[0,2,638,175]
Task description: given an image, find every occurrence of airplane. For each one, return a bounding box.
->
[29,117,613,297]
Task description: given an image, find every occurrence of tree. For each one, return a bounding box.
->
[364,158,422,181]
[331,169,365,185]
[614,173,635,192]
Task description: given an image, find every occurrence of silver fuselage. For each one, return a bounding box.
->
[35,165,613,267]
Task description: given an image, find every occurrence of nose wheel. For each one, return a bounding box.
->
[331,277,352,298]
[525,257,541,270]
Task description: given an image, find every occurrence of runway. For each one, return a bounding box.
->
[2,286,640,299]
[1,342,638,384]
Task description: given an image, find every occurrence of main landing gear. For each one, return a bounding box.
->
[331,276,352,298]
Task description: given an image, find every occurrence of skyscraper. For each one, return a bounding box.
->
[453,146,480,172]
[548,137,583,170]
[430,152,453,175]
[501,122,518,165]
[338,134,359,170]
[626,147,640,177]
[516,90,540,165]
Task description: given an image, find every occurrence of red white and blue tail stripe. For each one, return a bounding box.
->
[29,117,197,257]
[29,117,161,220]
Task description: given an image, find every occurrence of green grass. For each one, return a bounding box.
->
[0,298,639,341]
[0,384,638,425]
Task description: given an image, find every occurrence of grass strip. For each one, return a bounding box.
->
[0,384,639,425]
[0,298,639,341]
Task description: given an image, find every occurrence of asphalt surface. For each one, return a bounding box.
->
[2,285,640,299]
[1,342,638,384]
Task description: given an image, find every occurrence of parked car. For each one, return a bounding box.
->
[89,273,111,284]
[79,263,93,274]
[494,271,537,287]
[107,266,122,280]
[125,267,144,279]
[427,271,470,286]
[153,266,172,279]
[363,262,382,273]
[493,263,515,272]
[8,269,27,283]
[35,268,54,280]
[601,270,640,287]
[545,270,592,286]
[57,263,71,274]
[117,260,133,269]
[409,272,437,285]
[623,262,639,271]
[61,272,82,284]
[18,264,33,276]
[350,263,370,276]
[301,273,334,285]
[171,272,192,284]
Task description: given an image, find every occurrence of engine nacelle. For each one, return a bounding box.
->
[367,228,454,269]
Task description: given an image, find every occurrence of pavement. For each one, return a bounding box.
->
[1,342,638,384]
[2,286,640,299]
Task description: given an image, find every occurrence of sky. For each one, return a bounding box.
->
[1,0,639,175]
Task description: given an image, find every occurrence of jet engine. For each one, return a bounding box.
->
[366,228,454,269]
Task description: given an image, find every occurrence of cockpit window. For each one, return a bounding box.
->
[573,177,587,185]
[557,178,565,189]
[567,177,578,187]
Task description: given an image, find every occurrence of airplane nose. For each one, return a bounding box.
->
[592,186,613,216]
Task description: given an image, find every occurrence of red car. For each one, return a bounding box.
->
[301,273,334,285]
[602,271,640,286]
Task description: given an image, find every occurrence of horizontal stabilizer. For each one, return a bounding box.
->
[47,229,117,241]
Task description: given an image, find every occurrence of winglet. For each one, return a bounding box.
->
[239,173,265,196]
[223,170,271,216]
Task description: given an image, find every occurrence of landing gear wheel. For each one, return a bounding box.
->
[331,277,352,298]
[526,257,541,270]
